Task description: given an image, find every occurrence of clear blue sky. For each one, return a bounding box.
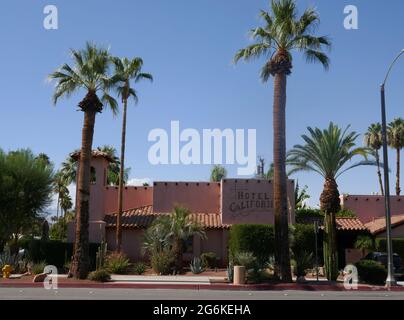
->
[1,0,404,208]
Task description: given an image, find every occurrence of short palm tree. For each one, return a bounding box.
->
[364,123,384,195]
[288,122,374,280]
[154,206,206,273]
[49,42,118,279]
[354,235,374,258]
[387,118,404,195]
[210,165,227,182]
[234,0,331,282]
[112,57,153,252]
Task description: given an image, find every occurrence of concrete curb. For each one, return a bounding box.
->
[1,282,404,291]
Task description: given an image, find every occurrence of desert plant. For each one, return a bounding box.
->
[32,261,47,275]
[88,269,111,282]
[355,260,387,285]
[293,251,313,278]
[190,257,204,274]
[355,235,374,257]
[132,262,147,275]
[200,252,217,269]
[96,241,107,270]
[226,262,234,282]
[151,250,174,275]
[233,252,257,270]
[0,249,19,271]
[105,252,130,274]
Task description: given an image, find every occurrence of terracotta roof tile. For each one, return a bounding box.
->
[298,216,367,231]
[364,214,404,235]
[104,205,230,229]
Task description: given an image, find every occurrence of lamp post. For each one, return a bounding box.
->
[380,49,404,288]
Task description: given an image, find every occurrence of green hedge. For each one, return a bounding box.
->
[18,238,99,270]
[229,224,274,266]
[291,224,316,256]
[375,238,404,259]
[355,259,387,285]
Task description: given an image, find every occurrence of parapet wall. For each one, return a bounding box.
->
[341,195,404,224]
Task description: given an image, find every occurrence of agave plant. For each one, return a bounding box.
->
[190,257,204,274]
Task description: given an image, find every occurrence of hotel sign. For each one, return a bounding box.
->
[221,179,294,225]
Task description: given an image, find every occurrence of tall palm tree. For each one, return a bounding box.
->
[53,171,70,219]
[49,42,118,279]
[234,0,331,281]
[112,57,153,252]
[210,165,227,182]
[287,122,374,280]
[387,118,404,195]
[364,123,384,195]
[96,145,131,186]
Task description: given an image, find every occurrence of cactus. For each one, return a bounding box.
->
[227,262,234,282]
[190,257,204,274]
[96,240,107,270]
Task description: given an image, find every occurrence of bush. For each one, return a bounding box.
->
[32,261,47,275]
[376,238,404,259]
[190,257,204,274]
[293,251,313,277]
[200,252,217,269]
[105,252,130,274]
[151,251,174,275]
[355,260,387,285]
[229,224,274,266]
[88,269,111,282]
[295,208,324,219]
[291,224,316,257]
[132,262,147,275]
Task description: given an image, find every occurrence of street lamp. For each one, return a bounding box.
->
[380,49,404,288]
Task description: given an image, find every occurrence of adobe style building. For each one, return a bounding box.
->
[67,152,296,265]
[67,152,404,266]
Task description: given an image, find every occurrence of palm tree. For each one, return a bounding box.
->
[210,165,227,182]
[234,0,331,281]
[387,118,404,195]
[112,57,153,252]
[294,181,309,209]
[354,235,374,258]
[49,42,118,279]
[96,145,131,185]
[53,171,70,219]
[364,123,384,195]
[153,206,206,273]
[288,122,374,280]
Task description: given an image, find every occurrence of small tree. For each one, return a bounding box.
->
[355,235,374,258]
[210,165,227,182]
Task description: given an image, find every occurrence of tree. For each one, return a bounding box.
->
[387,118,404,196]
[354,235,374,258]
[0,149,54,252]
[210,165,227,182]
[294,181,309,209]
[53,171,70,218]
[234,0,331,281]
[49,42,118,279]
[149,206,206,273]
[96,145,131,185]
[112,56,153,252]
[364,123,384,195]
[288,122,374,280]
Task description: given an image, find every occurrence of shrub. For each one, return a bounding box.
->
[376,238,404,259]
[32,261,47,275]
[295,208,324,219]
[355,260,387,285]
[132,262,147,275]
[229,224,274,266]
[293,251,313,277]
[105,252,130,274]
[190,257,204,274]
[88,269,111,282]
[151,251,174,275]
[291,224,316,257]
[200,252,217,269]
[233,251,257,270]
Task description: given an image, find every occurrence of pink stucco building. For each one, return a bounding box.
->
[67,152,296,265]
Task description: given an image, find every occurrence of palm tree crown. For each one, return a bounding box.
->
[234,0,331,80]
[288,122,372,179]
[364,123,383,150]
[49,42,118,113]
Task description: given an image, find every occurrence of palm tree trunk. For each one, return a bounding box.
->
[116,97,128,252]
[375,151,384,195]
[396,148,401,195]
[70,92,100,279]
[319,176,340,281]
[273,72,292,282]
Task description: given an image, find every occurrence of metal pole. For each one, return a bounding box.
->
[380,84,396,288]
[314,220,319,282]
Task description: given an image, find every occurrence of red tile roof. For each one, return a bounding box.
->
[364,214,404,235]
[298,217,367,231]
[104,205,230,230]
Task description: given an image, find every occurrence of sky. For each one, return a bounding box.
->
[1,0,404,210]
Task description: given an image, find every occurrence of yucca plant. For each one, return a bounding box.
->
[190,257,204,274]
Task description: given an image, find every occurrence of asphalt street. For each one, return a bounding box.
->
[1,287,404,300]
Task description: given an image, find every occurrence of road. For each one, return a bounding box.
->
[1,288,404,300]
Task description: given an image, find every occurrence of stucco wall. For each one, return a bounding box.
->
[341,195,404,224]
[376,223,404,238]
[153,182,221,213]
[105,228,145,261]
[103,186,153,214]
